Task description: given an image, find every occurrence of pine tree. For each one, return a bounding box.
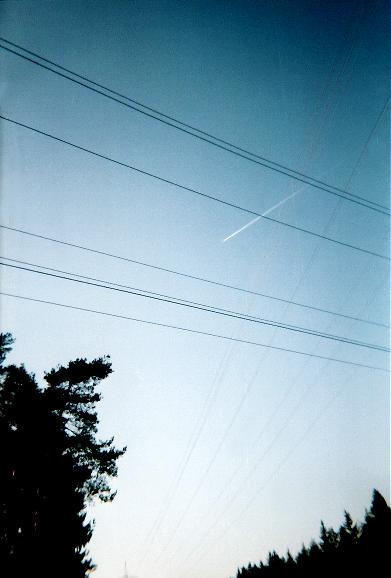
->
[285,550,296,575]
[338,510,359,574]
[232,490,390,578]
[359,489,391,574]
[0,333,126,576]
[266,550,286,577]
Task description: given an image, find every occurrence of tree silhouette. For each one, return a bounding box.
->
[360,489,391,574]
[0,333,126,577]
[234,489,390,578]
[338,510,360,574]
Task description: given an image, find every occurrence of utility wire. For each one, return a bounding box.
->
[138,340,236,566]
[2,259,387,352]
[139,206,292,567]
[1,225,388,329]
[158,84,391,572]
[182,380,324,566]
[1,115,390,261]
[179,252,388,568]
[2,31,388,574]
[139,193,303,566]
[157,25,389,571]
[186,165,391,572]
[187,382,345,567]
[0,37,388,215]
[0,292,388,373]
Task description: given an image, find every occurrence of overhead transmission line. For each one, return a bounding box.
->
[1,225,388,329]
[1,115,390,262]
[154,129,390,568]
[163,99,391,571]
[0,292,388,373]
[148,19,388,570]
[186,382,345,568]
[2,259,387,353]
[0,37,388,216]
[1,32,386,573]
[172,260,388,569]
[137,340,236,565]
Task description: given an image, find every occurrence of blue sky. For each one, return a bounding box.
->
[0,1,389,577]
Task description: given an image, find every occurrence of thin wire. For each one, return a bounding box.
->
[139,218,286,567]
[137,340,236,566]
[0,292,387,372]
[146,226,293,571]
[0,38,388,214]
[344,97,390,192]
[1,115,390,258]
[183,382,325,565]
[2,260,388,352]
[1,26,387,576]
[168,37,391,578]
[183,250,389,568]
[161,52,391,572]
[240,387,344,522]
[153,218,311,568]
[158,122,390,572]
[1,225,388,329]
[187,382,345,567]
[138,284,263,567]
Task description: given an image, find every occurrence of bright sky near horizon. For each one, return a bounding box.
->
[0,1,389,578]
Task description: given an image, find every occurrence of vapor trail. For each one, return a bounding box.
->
[222,188,302,243]
[222,215,262,243]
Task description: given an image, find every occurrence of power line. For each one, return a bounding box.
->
[1,30,387,577]
[0,292,388,372]
[1,225,388,329]
[182,381,320,566]
[344,97,390,192]
[1,115,390,261]
[138,340,236,567]
[2,259,387,353]
[178,275,383,568]
[157,204,390,571]
[152,26,388,570]
[169,101,391,570]
[176,249,389,569]
[192,378,333,563]
[0,37,388,215]
[153,276,356,567]
[140,204,298,566]
[187,382,345,568]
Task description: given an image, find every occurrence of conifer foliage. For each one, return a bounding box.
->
[0,333,126,577]
[234,490,390,578]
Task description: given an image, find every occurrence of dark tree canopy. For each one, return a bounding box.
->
[233,489,390,578]
[0,332,126,577]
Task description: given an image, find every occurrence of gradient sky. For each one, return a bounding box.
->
[0,1,389,578]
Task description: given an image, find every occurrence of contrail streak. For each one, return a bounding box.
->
[222,215,262,243]
[261,188,302,216]
[222,188,302,242]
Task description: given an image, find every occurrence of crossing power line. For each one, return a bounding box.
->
[0,23,388,578]
[0,37,389,216]
[185,383,345,568]
[1,225,388,329]
[167,257,387,570]
[2,259,387,353]
[157,93,391,572]
[0,291,388,373]
[1,116,390,262]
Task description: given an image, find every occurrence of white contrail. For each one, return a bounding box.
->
[222,188,302,243]
[261,188,301,216]
[222,215,262,243]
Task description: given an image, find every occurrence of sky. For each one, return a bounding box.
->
[0,1,389,577]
